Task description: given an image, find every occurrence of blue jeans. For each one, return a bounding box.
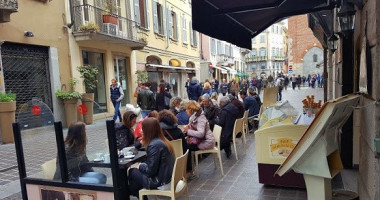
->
[79,172,107,184]
[141,110,151,118]
[112,101,122,122]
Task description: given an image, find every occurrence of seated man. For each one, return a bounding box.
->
[239,90,259,117]
[216,96,240,158]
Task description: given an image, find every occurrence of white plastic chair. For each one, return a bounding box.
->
[242,110,249,140]
[194,125,224,176]
[41,158,56,179]
[232,118,246,160]
[139,150,190,200]
[170,139,183,158]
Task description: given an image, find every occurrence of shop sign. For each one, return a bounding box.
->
[269,137,298,158]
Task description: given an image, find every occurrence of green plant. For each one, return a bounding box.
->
[103,0,117,14]
[135,70,148,83]
[79,22,100,32]
[77,65,99,93]
[0,92,16,102]
[55,90,82,100]
[68,78,78,92]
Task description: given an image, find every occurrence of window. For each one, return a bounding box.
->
[252,64,257,70]
[169,11,178,40]
[134,0,150,29]
[271,26,274,32]
[217,41,222,54]
[280,48,283,56]
[189,20,198,47]
[313,54,318,62]
[251,49,257,57]
[261,63,266,69]
[271,47,275,57]
[259,48,266,57]
[225,44,230,56]
[152,1,164,35]
[276,26,278,34]
[260,35,265,43]
[182,15,187,44]
[210,39,216,55]
[276,48,279,56]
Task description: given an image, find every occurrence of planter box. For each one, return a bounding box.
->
[0,101,16,143]
[103,14,118,25]
[63,99,79,128]
[82,93,94,124]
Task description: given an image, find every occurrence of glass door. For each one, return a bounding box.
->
[114,57,130,106]
[169,72,180,97]
[82,51,107,114]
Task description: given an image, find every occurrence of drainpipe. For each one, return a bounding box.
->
[67,0,75,29]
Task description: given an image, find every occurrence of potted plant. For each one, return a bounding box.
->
[135,70,148,83]
[77,65,99,124]
[102,0,118,25]
[0,92,16,144]
[56,78,82,127]
[79,22,100,33]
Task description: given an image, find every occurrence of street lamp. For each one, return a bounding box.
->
[328,34,339,53]
[337,0,356,34]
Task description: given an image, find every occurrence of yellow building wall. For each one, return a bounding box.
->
[0,0,71,87]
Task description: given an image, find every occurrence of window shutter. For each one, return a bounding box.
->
[134,0,140,25]
[168,10,173,38]
[194,31,198,47]
[152,1,158,33]
[174,13,178,40]
[145,0,150,29]
[162,6,166,35]
[182,16,187,43]
[189,21,193,46]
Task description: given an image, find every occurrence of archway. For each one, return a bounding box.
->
[146,55,162,64]
[169,59,181,67]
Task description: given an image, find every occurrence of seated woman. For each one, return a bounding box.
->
[128,118,175,199]
[183,101,215,171]
[159,109,187,154]
[169,97,182,116]
[201,94,219,131]
[176,100,189,125]
[115,111,137,150]
[54,122,106,184]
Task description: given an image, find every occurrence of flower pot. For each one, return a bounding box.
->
[103,14,118,25]
[82,93,94,124]
[0,101,16,144]
[63,99,79,128]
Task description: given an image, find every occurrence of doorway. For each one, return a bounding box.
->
[114,56,130,106]
[169,72,180,97]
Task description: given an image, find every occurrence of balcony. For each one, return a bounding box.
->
[245,56,267,62]
[72,4,146,49]
[215,54,234,66]
[0,0,18,23]
[271,56,285,61]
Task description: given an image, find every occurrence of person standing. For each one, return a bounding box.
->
[239,79,249,93]
[220,79,228,96]
[188,77,202,101]
[137,82,156,118]
[275,76,284,101]
[110,79,124,123]
[214,79,219,94]
[291,74,297,90]
[156,83,172,111]
[297,75,302,90]
[284,75,289,91]
[185,78,190,97]
[267,75,274,87]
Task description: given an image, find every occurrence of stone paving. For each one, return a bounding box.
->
[1,87,330,199]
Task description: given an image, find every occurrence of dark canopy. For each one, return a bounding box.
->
[192,0,336,49]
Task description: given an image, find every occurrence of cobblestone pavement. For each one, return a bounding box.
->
[1,87,324,199]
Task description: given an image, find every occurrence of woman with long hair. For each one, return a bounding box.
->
[115,111,137,150]
[156,83,172,111]
[54,122,106,184]
[128,118,175,199]
[201,82,212,96]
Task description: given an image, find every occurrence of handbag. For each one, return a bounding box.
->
[186,118,209,145]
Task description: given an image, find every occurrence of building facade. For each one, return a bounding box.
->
[245,21,287,78]
[199,35,248,82]
[0,0,71,123]
[132,0,200,99]
[287,15,324,77]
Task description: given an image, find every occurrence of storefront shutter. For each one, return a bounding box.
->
[152,1,158,33]
[134,0,140,25]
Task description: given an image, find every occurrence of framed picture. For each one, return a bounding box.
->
[40,187,96,200]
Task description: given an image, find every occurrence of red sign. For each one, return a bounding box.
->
[78,104,88,115]
[31,105,41,115]
[288,65,293,70]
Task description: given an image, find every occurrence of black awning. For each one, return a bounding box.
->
[192,0,336,49]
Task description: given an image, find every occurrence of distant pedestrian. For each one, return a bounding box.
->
[110,79,124,122]
[220,79,228,96]
[284,76,289,90]
[291,74,297,90]
[188,77,202,101]
[156,83,172,111]
[202,82,213,96]
[137,82,156,118]
[296,75,302,90]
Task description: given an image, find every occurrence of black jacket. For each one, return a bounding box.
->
[217,102,240,149]
[156,92,172,111]
[160,122,187,155]
[115,123,135,150]
[137,89,156,110]
[53,148,93,182]
[243,96,260,117]
[139,138,175,189]
[188,81,202,101]
[202,103,219,131]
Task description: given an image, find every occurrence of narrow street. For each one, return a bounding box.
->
[1,87,327,199]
